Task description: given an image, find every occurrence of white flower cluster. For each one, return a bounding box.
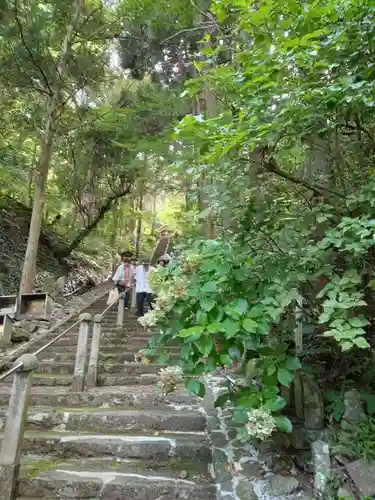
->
[245,408,276,440]
[134,350,150,364]
[138,309,160,328]
[148,266,166,290]
[158,366,184,395]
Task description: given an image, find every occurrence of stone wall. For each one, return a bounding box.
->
[204,375,314,500]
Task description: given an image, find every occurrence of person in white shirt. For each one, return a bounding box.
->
[134,257,153,317]
[112,252,134,309]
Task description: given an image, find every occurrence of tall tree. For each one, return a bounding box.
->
[20,0,84,293]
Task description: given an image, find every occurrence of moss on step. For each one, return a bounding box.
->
[22,457,65,480]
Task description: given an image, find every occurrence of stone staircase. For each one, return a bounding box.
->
[0,295,215,499]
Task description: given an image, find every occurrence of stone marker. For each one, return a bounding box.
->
[302,374,324,430]
[312,440,330,498]
[341,389,365,430]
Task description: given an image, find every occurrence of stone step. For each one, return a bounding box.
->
[98,373,159,386]
[50,351,140,363]
[47,351,176,363]
[37,362,163,375]
[0,385,197,409]
[37,344,177,355]
[0,407,206,433]
[0,373,160,386]
[19,456,215,499]
[31,338,149,348]
[3,430,210,460]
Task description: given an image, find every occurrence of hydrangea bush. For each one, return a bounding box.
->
[139,240,301,437]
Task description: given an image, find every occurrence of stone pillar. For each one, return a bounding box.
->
[86,314,102,389]
[0,354,38,500]
[72,313,92,392]
[131,285,136,311]
[116,293,125,327]
[0,315,13,345]
[312,440,331,498]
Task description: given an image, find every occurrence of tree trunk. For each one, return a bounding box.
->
[135,182,144,258]
[110,201,119,248]
[20,0,84,294]
[150,196,157,235]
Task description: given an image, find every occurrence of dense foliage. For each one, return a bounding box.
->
[136,0,375,442]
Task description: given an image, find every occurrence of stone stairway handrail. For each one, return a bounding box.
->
[0,317,83,382]
[0,310,94,500]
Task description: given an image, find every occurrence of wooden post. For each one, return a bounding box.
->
[0,354,38,500]
[86,314,102,389]
[116,293,125,327]
[72,313,92,392]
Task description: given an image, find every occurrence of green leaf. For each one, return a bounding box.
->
[193,363,206,376]
[234,298,248,315]
[353,336,370,349]
[186,379,205,398]
[348,317,369,328]
[273,415,292,433]
[180,344,192,359]
[341,341,353,351]
[214,392,230,408]
[222,319,240,338]
[243,318,258,333]
[219,354,233,365]
[267,364,276,376]
[207,322,224,333]
[196,310,208,325]
[285,357,302,371]
[200,297,216,312]
[197,335,213,356]
[201,281,218,293]
[247,306,264,319]
[277,367,293,387]
[246,359,258,380]
[264,396,286,412]
[231,408,249,424]
[178,326,204,338]
[318,312,331,324]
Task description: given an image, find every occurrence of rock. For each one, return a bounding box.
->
[341,389,365,430]
[294,372,304,420]
[264,452,294,473]
[21,322,39,334]
[265,475,299,496]
[337,486,354,499]
[302,374,324,429]
[235,478,258,500]
[290,426,329,451]
[294,450,314,473]
[11,326,30,343]
[346,458,375,496]
[311,440,330,497]
[179,470,188,479]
